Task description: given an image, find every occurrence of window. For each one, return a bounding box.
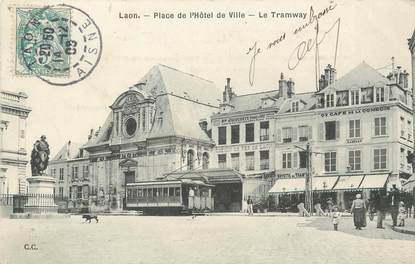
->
[245,152,255,171]
[375,87,385,102]
[83,165,89,179]
[374,148,387,169]
[231,153,240,171]
[245,123,255,142]
[348,150,361,171]
[351,90,360,105]
[349,119,361,138]
[175,187,181,196]
[325,121,337,140]
[231,125,240,144]
[77,186,82,199]
[187,150,194,170]
[218,154,227,168]
[59,168,64,181]
[291,101,299,112]
[408,120,412,141]
[282,153,292,169]
[282,127,293,143]
[326,93,334,107]
[202,152,209,169]
[299,126,310,142]
[374,117,387,136]
[324,152,337,172]
[361,87,374,103]
[260,121,269,141]
[400,148,405,165]
[72,166,78,180]
[58,187,64,197]
[168,187,175,197]
[299,151,307,168]
[69,187,72,199]
[260,151,269,170]
[218,127,227,145]
[401,117,405,138]
[20,129,25,139]
[336,91,349,106]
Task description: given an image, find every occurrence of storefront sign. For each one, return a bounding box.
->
[216,143,271,153]
[319,106,390,117]
[214,112,277,126]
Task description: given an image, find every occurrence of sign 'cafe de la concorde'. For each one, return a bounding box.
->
[49,54,415,212]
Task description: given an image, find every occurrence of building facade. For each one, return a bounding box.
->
[48,65,220,210]
[0,90,31,194]
[272,63,413,209]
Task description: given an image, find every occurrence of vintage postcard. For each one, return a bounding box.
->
[1,0,415,263]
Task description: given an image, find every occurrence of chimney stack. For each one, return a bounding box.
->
[223,78,234,103]
[287,78,295,98]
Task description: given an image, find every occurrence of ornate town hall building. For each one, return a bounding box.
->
[49,65,221,209]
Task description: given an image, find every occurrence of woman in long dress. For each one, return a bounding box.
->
[351,193,366,230]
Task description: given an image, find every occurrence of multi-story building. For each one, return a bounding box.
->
[48,65,221,210]
[272,62,413,209]
[211,77,283,201]
[0,90,31,194]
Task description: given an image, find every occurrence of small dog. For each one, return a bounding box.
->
[82,214,99,223]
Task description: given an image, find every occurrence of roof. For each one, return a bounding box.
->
[51,141,83,161]
[318,62,392,93]
[228,90,281,112]
[84,64,221,147]
[278,92,317,113]
[163,168,244,184]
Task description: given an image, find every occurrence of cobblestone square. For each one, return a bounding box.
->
[1,215,415,264]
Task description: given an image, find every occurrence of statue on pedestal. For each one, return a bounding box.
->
[30,135,50,176]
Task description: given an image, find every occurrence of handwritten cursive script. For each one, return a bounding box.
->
[246,2,338,86]
[288,18,341,70]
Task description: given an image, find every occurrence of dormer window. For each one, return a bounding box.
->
[336,91,349,106]
[326,93,334,107]
[291,101,299,112]
[351,90,359,105]
[361,87,374,103]
[375,87,385,102]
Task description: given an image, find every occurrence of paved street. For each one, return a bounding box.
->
[1,215,414,264]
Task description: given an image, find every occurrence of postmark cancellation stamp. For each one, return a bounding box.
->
[15,4,102,86]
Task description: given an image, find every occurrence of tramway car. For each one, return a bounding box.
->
[125,179,214,215]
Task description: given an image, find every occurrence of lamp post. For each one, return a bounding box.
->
[293,142,323,215]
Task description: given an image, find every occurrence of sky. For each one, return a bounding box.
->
[1,0,415,158]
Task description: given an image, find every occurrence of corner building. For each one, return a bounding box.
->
[272,63,413,210]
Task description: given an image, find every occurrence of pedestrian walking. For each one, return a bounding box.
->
[398,201,407,227]
[297,202,310,217]
[388,184,400,227]
[331,206,341,231]
[247,196,253,216]
[326,198,334,214]
[350,193,366,230]
[374,190,388,229]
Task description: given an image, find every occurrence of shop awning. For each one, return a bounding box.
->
[312,176,338,192]
[359,174,389,190]
[332,175,364,191]
[268,178,305,194]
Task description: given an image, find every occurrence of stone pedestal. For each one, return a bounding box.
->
[24,176,58,214]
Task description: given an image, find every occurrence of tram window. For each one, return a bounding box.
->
[163,188,168,197]
[127,189,132,197]
[143,188,148,197]
[153,188,158,197]
[175,187,181,196]
[148,189,153,197]
[157,188,163,197]
[137,189,143,197]
[132,189,137,197]
[169,187,175,197]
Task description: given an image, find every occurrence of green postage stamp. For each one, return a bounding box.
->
[16,7,72,77]
[15,4,102,85]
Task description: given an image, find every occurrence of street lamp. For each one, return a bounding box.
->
[293,142,323,215]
